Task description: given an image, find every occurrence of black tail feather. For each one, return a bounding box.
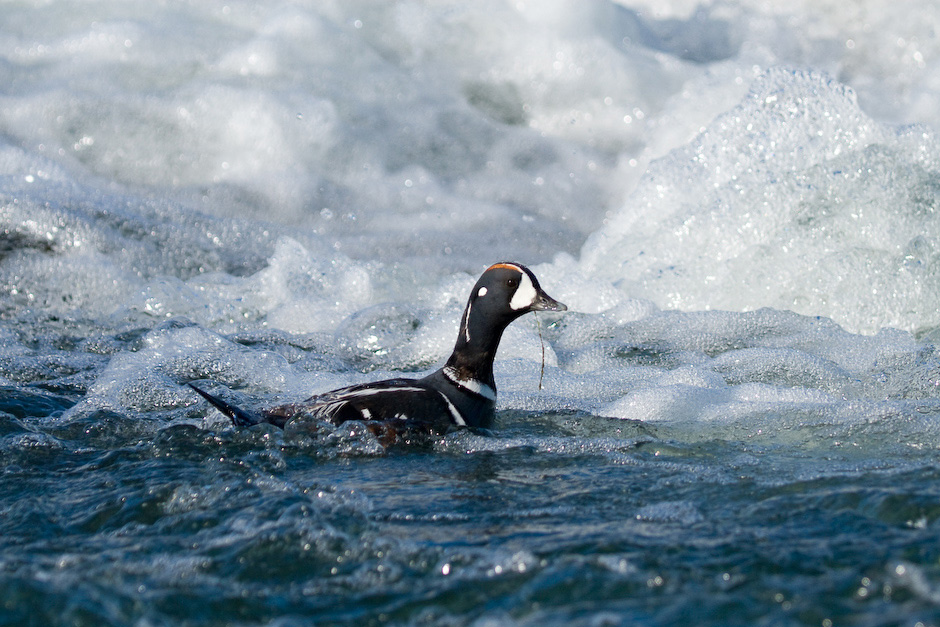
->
[188,383,264,427]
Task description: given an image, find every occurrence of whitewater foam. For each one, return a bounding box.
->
[581,68,940,334]
[1,1,940,444]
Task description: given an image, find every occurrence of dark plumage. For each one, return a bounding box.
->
[190,262,566,434]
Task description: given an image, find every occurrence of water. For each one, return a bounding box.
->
[3,1,940,624]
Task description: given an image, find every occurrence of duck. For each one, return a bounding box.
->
[189,262,566,434]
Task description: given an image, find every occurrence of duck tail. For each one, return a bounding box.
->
[188,383,264,428]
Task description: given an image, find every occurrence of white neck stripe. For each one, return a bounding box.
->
[443,367,496,401]
[463,298,472,343]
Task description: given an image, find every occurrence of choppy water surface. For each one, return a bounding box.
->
[4,1,940,625]
[5,409,940,626]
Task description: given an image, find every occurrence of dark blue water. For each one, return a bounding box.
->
[4,379,940,626]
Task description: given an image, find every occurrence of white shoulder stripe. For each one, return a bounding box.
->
[443,367,496,401]
[437,390,466,426]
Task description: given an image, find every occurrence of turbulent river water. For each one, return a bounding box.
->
[4,1,940,625]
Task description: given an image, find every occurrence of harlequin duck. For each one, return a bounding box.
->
[190,262,566,434]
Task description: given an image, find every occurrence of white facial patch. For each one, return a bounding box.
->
[477,287,488,297]
[509,271,537,310]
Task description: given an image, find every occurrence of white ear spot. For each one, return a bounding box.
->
[509,271,537,310]
[478,287,488,297]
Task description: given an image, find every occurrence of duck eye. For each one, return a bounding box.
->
[506,278,518,288]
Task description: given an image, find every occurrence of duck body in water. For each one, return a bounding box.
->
[190,262,566,434]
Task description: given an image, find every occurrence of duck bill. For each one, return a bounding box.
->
[530,290,567,312]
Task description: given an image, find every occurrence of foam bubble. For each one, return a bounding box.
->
[635,500,705,525]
